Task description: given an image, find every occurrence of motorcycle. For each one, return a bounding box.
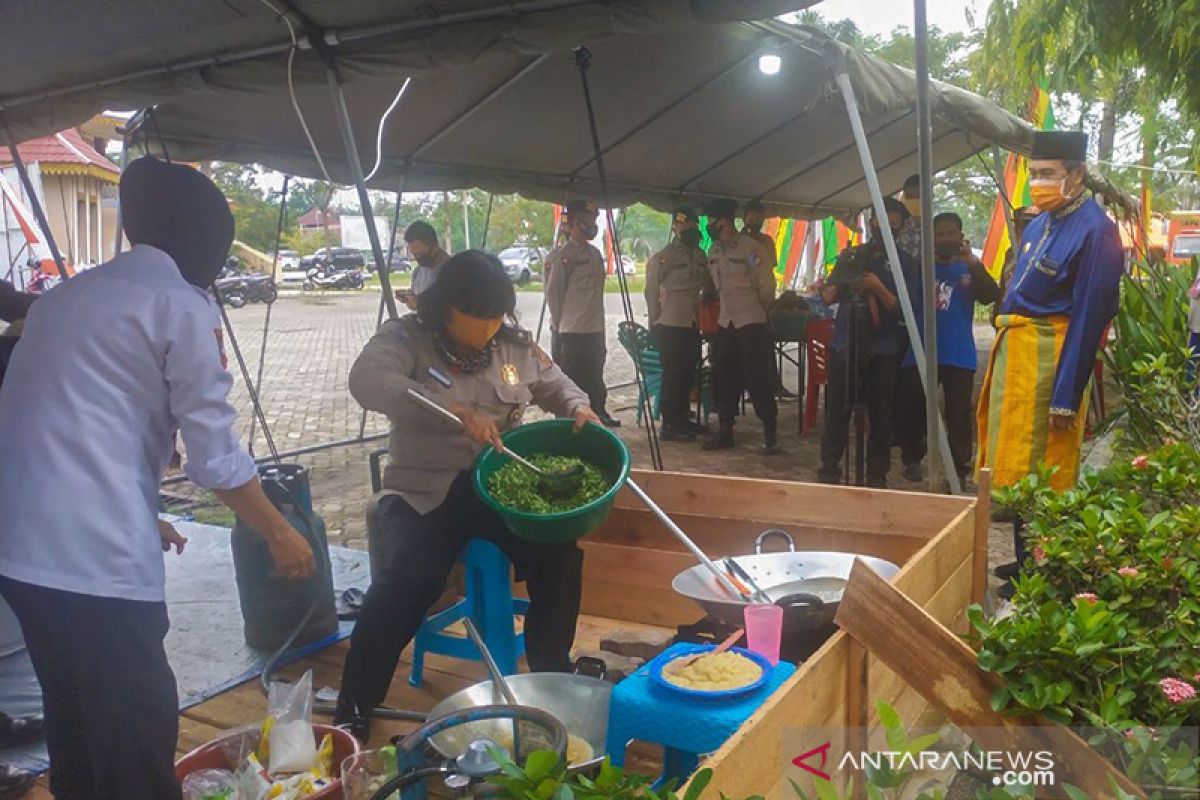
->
[213,269,277,308]
[303,267,364,291]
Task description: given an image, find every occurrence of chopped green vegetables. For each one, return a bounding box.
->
[487,455,610,514]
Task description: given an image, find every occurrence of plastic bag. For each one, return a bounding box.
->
[235,753,272,800]
[181,768,240,800]
[264,670,317,775]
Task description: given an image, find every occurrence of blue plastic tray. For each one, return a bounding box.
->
[649,644,772,700]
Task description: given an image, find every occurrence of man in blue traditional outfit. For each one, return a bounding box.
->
[978,131,1125,595]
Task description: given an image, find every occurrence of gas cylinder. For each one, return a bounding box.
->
[231,463,338,650]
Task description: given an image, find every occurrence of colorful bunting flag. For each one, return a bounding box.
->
[981,83,1055,279]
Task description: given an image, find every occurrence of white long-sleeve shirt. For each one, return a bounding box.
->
[0,244,257,602]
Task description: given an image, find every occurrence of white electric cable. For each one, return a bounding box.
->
[258,0,333,182]
[364,78,412,182]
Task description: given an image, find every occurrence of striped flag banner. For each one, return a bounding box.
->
[981,83,1055,279]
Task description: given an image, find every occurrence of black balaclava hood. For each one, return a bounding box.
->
[120,156,235,288]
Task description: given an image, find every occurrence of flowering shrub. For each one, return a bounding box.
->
[970,444,1200,794]
[975,443,1200,729]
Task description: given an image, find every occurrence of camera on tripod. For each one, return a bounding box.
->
[828,243,880,291]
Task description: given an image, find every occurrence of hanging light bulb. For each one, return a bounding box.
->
[759,53,782,76]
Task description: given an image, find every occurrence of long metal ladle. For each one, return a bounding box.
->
[407,388,584,496]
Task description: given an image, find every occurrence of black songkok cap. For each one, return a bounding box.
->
[1030,131,1088,161]
[120,156,235,288]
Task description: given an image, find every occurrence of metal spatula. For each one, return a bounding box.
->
[406,388,584,497]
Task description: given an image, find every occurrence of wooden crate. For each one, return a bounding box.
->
[573,469,981,800]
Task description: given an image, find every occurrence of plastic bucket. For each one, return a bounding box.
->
[473,419,630,543]
[174,723,359,799]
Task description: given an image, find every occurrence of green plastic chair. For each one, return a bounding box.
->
[618,321,710,426]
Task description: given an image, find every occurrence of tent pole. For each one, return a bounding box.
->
[1,115,70,283]
[835,71,959,495]
[480,193,494,251]
[360,173,406,440]
[914,0,955,494]
[247,175,290,455]
[325,67,398,320]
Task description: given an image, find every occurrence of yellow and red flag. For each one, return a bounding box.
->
[981,84,1055,279]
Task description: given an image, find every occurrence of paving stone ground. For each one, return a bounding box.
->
[167,288,1034,592]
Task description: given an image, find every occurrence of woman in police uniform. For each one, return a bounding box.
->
[336,250,599,739]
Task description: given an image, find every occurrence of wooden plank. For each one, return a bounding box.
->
[612,471,972,538]
[845,636,869,800]
[972,469,993,607]
[835,559,1145,799]
[591,510,925,567]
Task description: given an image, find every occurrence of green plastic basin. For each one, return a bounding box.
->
[473,419,631,543]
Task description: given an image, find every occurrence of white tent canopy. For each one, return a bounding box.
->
[135,17,1034,217]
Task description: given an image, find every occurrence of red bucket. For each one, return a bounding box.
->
[698,299,721,335]
[175,723,360,799]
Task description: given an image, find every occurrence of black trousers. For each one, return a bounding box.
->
[819,351,899,485]
[896,365,976,479]
[557,332,609,418]
[652,324,699,430]
[0,577,181,800]
[713,323,777,430]
[341,472,584,709]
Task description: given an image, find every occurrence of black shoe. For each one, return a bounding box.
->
[817,467,842,484]
[660,427,696,443]
[762,437,782,455]
[599,415,622,428]
[334,693,371,743]
[702,430,735,451]
[993,561,1020,580]
[0,765,33,800]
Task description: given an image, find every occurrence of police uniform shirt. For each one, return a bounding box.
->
[348,315,590,514]
[0,245,257,602]
[708,232,776,328]
[645,240,713,328]
[545,239,605,334]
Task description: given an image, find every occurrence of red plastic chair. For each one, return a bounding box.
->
[803,319,834,434]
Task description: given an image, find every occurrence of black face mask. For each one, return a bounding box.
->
[706,222,723,240]
[743,221,762,234]
[582,223,599,240]
[680,229,702,248]
[935,242,961,260]
[415,252,435,267]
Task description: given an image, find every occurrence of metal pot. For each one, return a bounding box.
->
[671,530,900,642]
[425,667,612,772]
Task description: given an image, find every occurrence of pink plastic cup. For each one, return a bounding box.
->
[744,603,784,665]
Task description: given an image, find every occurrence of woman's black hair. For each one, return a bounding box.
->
[415,249,517,331]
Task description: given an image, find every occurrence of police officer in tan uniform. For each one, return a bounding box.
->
[546,200,620,427]
[335,250,600,740]
[645,207,713,442]
[702,198,780,454]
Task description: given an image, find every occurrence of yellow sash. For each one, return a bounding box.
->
[975,314,1088,491]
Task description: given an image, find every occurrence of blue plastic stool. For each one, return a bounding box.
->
[604,643,797,787]
[408,539,530,687]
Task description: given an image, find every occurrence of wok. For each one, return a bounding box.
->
[671,530,900,637]
[426,671,611,772]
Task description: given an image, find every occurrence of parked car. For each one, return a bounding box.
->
[279,260,308,284]
[498,246,546,285]
[275,249,300,271]
[619,254,636,275]
[307,247,366,270]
